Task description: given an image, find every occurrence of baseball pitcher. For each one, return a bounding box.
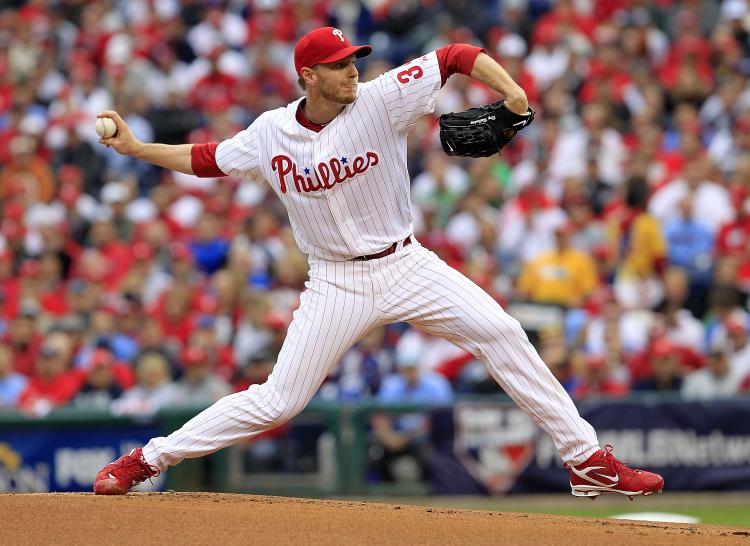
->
[94,27,663,499]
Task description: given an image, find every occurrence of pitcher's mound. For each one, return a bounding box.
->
[2,492,747,545]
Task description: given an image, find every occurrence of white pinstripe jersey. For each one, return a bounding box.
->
[215,51,443,261]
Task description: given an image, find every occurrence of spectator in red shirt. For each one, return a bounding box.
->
[186,102,243,144]
[632,337,684,393]
[0,248,21,319]
[660,37,713,106]
[573,354,629,400]
[153,283,196,346]
[187,47,240,112]
[0,55,12,117]
[85,219,134,291]
[629,335,702,388]
[3,301,43,377]
[241,41,296,113]
[737,238,750,295]
[187,314,235,382]
[148,184,185,239]
[18,332,82,415]
[246,1,300,45]
[37,252,69,317]
[578,27,632,107]
[716,191,750,258]
[531,0,596,47]
[72,349,126,411]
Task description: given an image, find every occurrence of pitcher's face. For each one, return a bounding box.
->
[313,55,359,104]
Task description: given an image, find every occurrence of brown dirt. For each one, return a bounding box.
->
[2,492,749,545]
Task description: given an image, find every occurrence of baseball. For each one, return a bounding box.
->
[95,117,117,138]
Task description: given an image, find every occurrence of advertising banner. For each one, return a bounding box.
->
[446,398,750,494]
[0,426,166,492]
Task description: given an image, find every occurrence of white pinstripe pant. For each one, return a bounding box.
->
[142,240,599,471]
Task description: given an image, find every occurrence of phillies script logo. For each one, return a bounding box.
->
[271,152,379,194]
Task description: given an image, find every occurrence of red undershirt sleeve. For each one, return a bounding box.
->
[436,43,485,87]
[191,142,225,177]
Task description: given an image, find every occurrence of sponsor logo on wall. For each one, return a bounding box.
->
[451,400,750,493]
[453,402,538,493]
[0,430,164,492]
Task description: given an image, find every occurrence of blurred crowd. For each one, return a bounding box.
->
[3,0,750,419]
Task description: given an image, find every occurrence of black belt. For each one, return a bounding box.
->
[352,236,412,261]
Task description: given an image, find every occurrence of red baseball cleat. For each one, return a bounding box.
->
[93,448,160,495]
[568,445,664,500]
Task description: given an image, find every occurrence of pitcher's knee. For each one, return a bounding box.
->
[250,383,302,426]
[476,314,526,345]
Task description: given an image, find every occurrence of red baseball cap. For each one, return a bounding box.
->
[294,27,372,75]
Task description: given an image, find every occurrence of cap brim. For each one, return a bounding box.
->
[316,45,372,67]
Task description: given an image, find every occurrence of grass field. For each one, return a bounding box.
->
[350,492,750,528]
[505,504,750,527]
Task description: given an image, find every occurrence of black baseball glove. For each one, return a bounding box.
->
[439,100,535,158]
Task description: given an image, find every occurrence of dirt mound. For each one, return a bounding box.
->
[2,492,747,545]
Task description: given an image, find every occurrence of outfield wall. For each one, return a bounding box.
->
[1,396,749,494]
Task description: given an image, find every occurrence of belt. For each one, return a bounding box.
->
[352,236,412,261]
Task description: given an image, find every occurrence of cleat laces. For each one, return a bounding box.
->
[112,450,160,487]
[601,444,639,476]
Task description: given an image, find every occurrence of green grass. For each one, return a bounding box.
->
[348,493,750,529]
[502,504,750,528]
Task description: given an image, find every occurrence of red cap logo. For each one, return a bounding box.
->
[294,27,372,75]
